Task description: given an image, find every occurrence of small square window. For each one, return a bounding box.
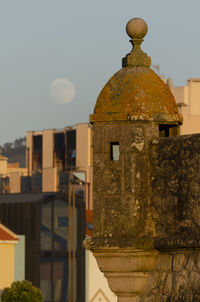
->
[110,142,120,161]
[57,216,69,227]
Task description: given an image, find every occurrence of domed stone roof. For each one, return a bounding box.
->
[90,18,182,125]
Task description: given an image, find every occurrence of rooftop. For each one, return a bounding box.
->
[90,18,182,125]
[0,223,18,242]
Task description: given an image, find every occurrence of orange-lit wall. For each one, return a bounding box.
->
[0,243,15,291]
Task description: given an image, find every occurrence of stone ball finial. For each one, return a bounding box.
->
[126,18,148,39]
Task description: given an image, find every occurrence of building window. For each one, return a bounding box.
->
[40,196,80,302]
[41,202,52,250]
[159,124,179,137]
[32,135,42,172]
[40,257,70,302]
[57,216,68,227]
[110,142,120,161]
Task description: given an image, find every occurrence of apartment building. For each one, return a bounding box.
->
[2,123,93,210]
[171,78,200,135]
[26,123,93,209]
[0,123,94,302]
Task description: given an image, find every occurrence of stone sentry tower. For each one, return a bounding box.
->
[85,18,200,301]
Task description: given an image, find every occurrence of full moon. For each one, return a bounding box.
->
[49,78,75,104]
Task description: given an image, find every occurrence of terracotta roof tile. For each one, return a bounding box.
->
[0,223,18,241]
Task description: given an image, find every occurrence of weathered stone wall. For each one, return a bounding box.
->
[151,133,200,242]
[138,133,200,301]
[92,122,158,249]
[140,251,200,302]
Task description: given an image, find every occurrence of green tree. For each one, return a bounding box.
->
[1,280,43,302]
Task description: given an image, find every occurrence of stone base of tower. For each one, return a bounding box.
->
[89,247,158,301]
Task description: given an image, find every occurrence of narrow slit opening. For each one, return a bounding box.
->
[110,142,120,161]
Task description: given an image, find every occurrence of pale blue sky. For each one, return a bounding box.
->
[0,0,200,144]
